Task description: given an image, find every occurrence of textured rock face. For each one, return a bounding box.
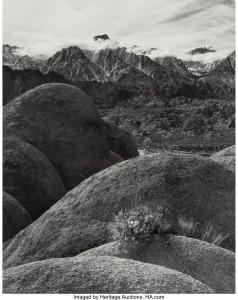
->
[212,145,235,157]
[3,192,32,241]
[3,153,234,268]
[3,137,66,219]
[211,156,235,173]
[155,56,195,83]
[183,60,219,77]
[80,236,235,293]
[211,145,235,172]
[109,151,124,162]
[102,120,139,159]
[205,51,235,85]
[197,52,235,99]
[3,256,213,294]
[3,83,121,190]
[93,47,170,83]
[3,43,235,101]
[42,46,171,85]
[42,47,106,82]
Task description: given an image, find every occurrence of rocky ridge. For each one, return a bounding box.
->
[3,38,235,102]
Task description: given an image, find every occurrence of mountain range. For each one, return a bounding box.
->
[2,37,235,107]
[3,44,45,70]
[3,66,70,105]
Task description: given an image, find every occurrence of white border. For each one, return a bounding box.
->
[0,0,237,298]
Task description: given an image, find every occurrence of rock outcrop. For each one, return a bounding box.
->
[3,43,235,101]
[3,256,213,294]
[197,52,235,99]
[80,235,235,293]
[212,145,235,157]
[3,83,122,191]
[3,192,32,241]
[3,153,234,268]
[42,47,106,82]
[102,120,139,159]
[211,145,235,172]
[3,137,66,219]
[3,83,133,221]
[211,156,235,172]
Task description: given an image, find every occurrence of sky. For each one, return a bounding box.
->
[3,0,235,62]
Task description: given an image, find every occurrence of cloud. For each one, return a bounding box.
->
[3,0,235,62]
[12,31,120,57]
[162,7,207,23]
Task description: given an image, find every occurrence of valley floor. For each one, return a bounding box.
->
[100,99,235,156]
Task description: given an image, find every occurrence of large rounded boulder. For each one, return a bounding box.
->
[80,236,235,293]
[3,83,122,190]
[3,153,234,268]
[3,192,32,241]
[3,137,66,219]
[102,120,139,159]
[3,256,213,293]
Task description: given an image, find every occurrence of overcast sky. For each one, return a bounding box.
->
[3,0,235,61]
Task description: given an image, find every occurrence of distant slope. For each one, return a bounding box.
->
[41,46,106,82]
[201,51,235,85]
[43,46,172,84]
[3,41,235,104]
[3,66,71,105]
[3,45,45,70]
[197,51,235,99]
[155,56,195,83]
[92,47,171,83]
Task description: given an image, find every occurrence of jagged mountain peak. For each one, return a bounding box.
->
[204,50,235,83]
[154,56,195,83]
[53,46,88,60]
[91,46,171,83]
[183,60,220,77]
[42,45,107,82]
[3,40,235,100]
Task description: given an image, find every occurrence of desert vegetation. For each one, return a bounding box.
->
[109,206,230,247]
[110,206,172,242]
[178,216,230,246]
[101,98,235,154]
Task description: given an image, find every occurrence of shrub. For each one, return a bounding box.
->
[178,216,198,237]
[201,222,229,246]
[110,205,172,242]
[182,113,207,134]
[177,216,229,246]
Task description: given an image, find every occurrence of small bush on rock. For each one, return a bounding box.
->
[178,216,198,237]
[177,216,229,246]
[110,205,172,242]
[201,222,230,246]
